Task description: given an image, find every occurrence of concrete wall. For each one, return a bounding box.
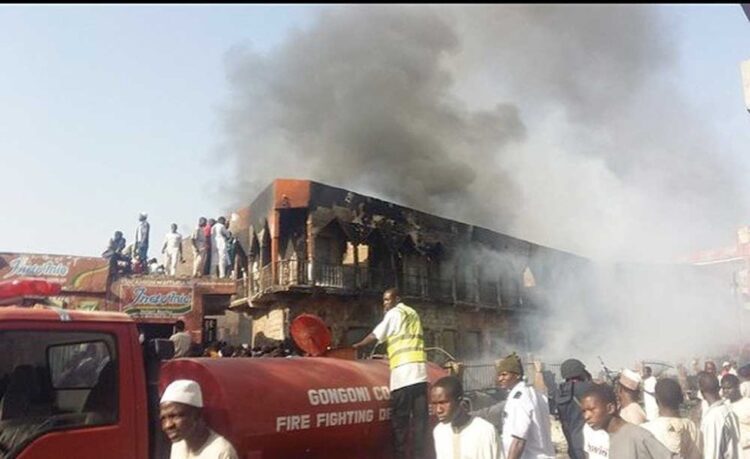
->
[250,293,524,361]
[208,309,253,345]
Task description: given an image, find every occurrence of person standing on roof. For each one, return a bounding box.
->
[102,230,130,274]
[162,223,184,277]
[135,212,150,266]
[204,218,215,276]
[352,288,429,459]
[210,217,230,278]
[191,217,208,277]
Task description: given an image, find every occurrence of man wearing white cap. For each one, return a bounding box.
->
[160,379,238,459]
[617,369,647,425]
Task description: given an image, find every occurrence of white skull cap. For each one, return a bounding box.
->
[619,368,642,391]
[160,379,203,408]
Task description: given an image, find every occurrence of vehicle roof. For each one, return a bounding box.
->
[0,305,133,323]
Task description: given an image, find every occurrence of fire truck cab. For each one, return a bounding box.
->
[0,304,153,459]
[0,279,448,459]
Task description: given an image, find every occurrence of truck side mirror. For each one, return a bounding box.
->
[146,339,175,361]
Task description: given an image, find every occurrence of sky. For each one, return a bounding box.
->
[0,5,319,257]
[2,4,750,260]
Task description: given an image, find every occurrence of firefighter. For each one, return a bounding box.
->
[556,358,593,459]
[352,288,428,459]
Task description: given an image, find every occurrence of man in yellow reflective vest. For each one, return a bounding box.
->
[353,287,429,459]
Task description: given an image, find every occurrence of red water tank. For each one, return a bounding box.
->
[159,357,447,459]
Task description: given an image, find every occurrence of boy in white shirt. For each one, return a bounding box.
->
[431,375,500,459]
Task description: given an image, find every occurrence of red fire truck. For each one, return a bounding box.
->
[0,278,447,459]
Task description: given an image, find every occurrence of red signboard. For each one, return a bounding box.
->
[0,253,110,293]
[116,281,194,319]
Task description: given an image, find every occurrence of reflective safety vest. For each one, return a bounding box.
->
[386,304,426,369]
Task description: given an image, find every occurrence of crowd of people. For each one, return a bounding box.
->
[102,213,239,278]
[157,288,750,459]
[168,320,299,361]
[463,354,750,459]
[419,352,750,459]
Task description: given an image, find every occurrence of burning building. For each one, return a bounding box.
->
[0,178,593,359]
[229,179,588,360]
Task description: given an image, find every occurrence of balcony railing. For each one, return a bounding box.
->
[358,267,397,292]
[245,259,528,309]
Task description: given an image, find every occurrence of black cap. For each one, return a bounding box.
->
[560,358,587,380]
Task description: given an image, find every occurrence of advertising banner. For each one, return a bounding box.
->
[0,253,109,293]
[118,282,194,319]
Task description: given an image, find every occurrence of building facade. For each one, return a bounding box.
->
[230,179,588,360]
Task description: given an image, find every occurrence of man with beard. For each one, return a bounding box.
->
[160,379,238,459]
[430,375,500,459]
[581,383,674,458]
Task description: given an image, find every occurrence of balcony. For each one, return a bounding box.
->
[246,260,528,310]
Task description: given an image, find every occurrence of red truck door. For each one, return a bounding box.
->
[0,318,148,459]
